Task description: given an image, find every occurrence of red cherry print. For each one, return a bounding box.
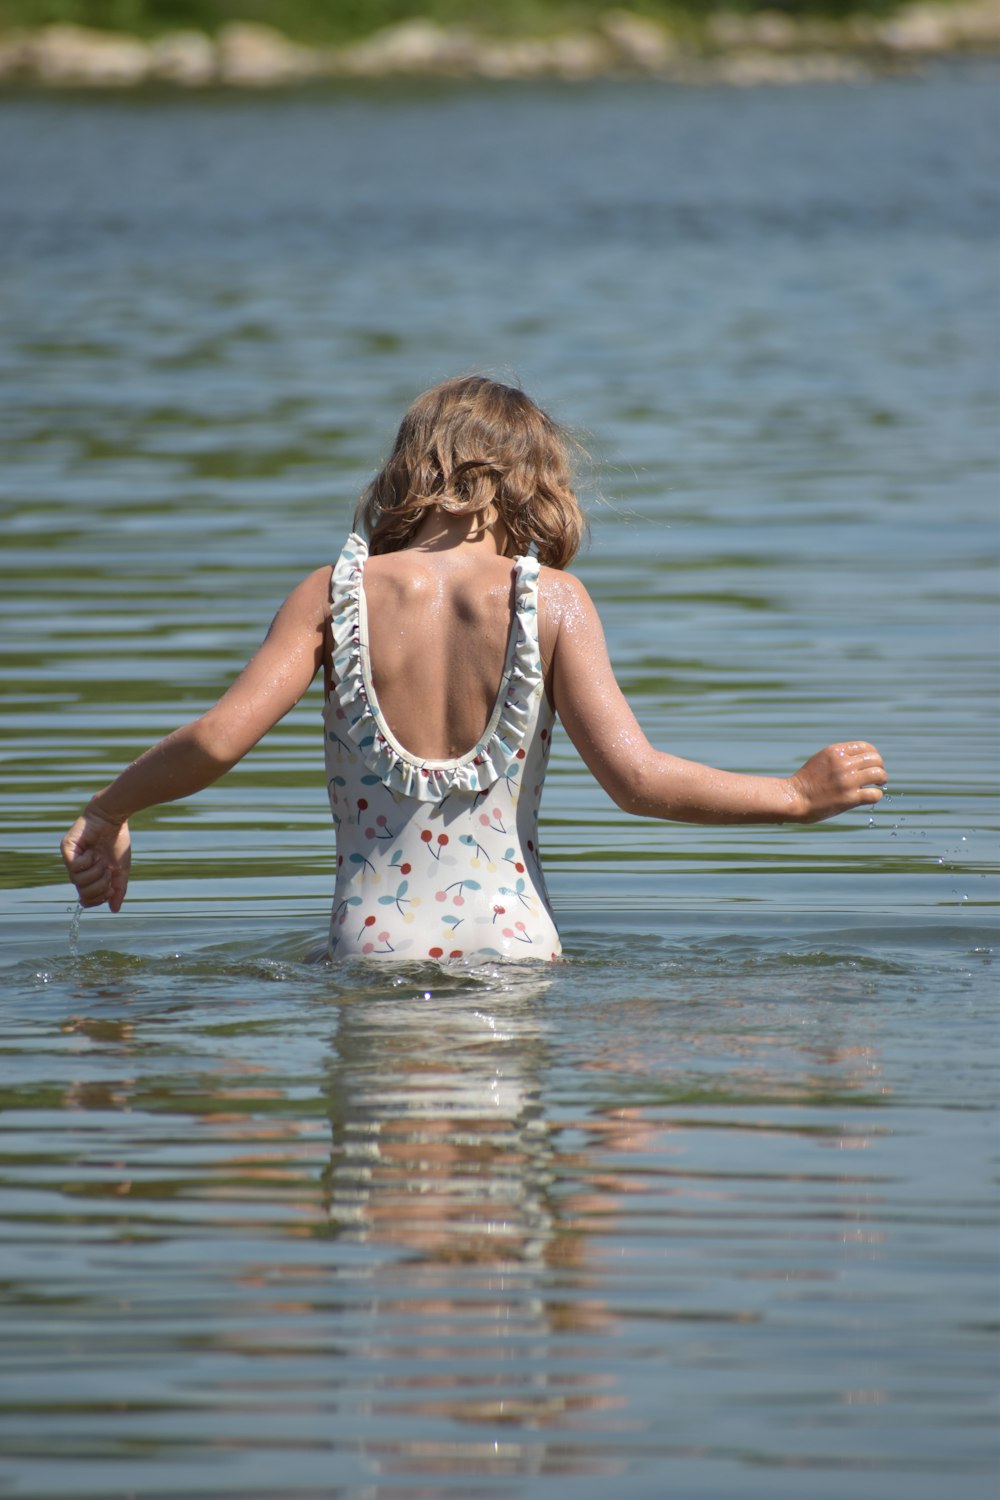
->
[378,931,390,942]
[364,915,376,927]
[502,928,514,939]
[493,905,505,915]
[479,813,491,827]
[400,863,411,875]
[358,798,368,811]
[365,827,375,839]
[516,749,525,760]
[376,815,387,827]
[421,830,433,843]
[435,891,447,903]
[449,950,463,959]
[362,942,374,955]
[429,946,443,959]
[515,921,527,933]
[492,808,501,820]
[515,863,525,873]
[453,895,464,907]
[437,834,449,846]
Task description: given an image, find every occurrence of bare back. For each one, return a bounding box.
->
[361,548,520,761]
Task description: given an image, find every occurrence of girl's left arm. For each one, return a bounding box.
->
[61,566,331,910]
[540,569,887,825]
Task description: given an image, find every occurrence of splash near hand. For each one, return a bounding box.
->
[789,741,888,824]
[60,809,132,912]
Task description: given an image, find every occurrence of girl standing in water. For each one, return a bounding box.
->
[61,376,888,961]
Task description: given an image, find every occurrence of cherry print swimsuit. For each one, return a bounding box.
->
[323,534,561,963]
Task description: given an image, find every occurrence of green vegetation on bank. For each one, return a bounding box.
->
[0,1,914,47]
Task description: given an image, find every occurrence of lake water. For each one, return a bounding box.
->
[1,63,998,1498]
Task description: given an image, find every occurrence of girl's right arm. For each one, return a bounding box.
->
[61,566,331,911]
[542,571,887,824]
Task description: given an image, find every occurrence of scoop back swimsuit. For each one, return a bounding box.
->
[323,533,561,963]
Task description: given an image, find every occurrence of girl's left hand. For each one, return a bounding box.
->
[788,741,888,823]
[61,810,132,912]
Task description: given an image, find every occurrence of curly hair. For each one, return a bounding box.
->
[354,375,586,569]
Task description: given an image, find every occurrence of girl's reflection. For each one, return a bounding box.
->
[319,968,626,1455]
[322,970,556,1265]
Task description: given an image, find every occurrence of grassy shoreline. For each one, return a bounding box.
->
[0,3,935,46]
[1,2,997,87]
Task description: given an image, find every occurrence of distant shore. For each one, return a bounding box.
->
[1,4,999,90]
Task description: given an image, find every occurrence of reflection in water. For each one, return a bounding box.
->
[1,925,996,1496]
[320,974,625,1454]
[324,989,554,1261]
[309,961,895,1478]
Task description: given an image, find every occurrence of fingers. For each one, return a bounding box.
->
[76,869,125,909]
[833,740,883,767]
[72,857,109,894]
[72,858,116,908]
[794,741,889,822]
[60,823,87,872]
[832,742,888,782]
[107,864,130,914]
[60,815,131,911]
[64,845,99,878]
[834,742,888,809]
[63,842,108,891]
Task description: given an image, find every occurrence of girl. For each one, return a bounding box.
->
[61,376,888,962]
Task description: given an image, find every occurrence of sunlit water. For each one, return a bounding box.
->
[1,65,998,1498]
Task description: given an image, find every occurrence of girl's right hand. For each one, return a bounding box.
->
[60,809,132,912]
[788,742,888,823]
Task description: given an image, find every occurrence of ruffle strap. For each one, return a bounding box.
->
[328,532,542,803]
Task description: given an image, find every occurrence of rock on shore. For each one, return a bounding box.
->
[0,5,998,89]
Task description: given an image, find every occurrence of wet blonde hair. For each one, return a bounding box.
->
[355,375,585,569]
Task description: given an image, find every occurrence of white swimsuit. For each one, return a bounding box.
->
[323,534,561,963]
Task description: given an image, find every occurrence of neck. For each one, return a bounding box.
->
[408,506,508,556]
